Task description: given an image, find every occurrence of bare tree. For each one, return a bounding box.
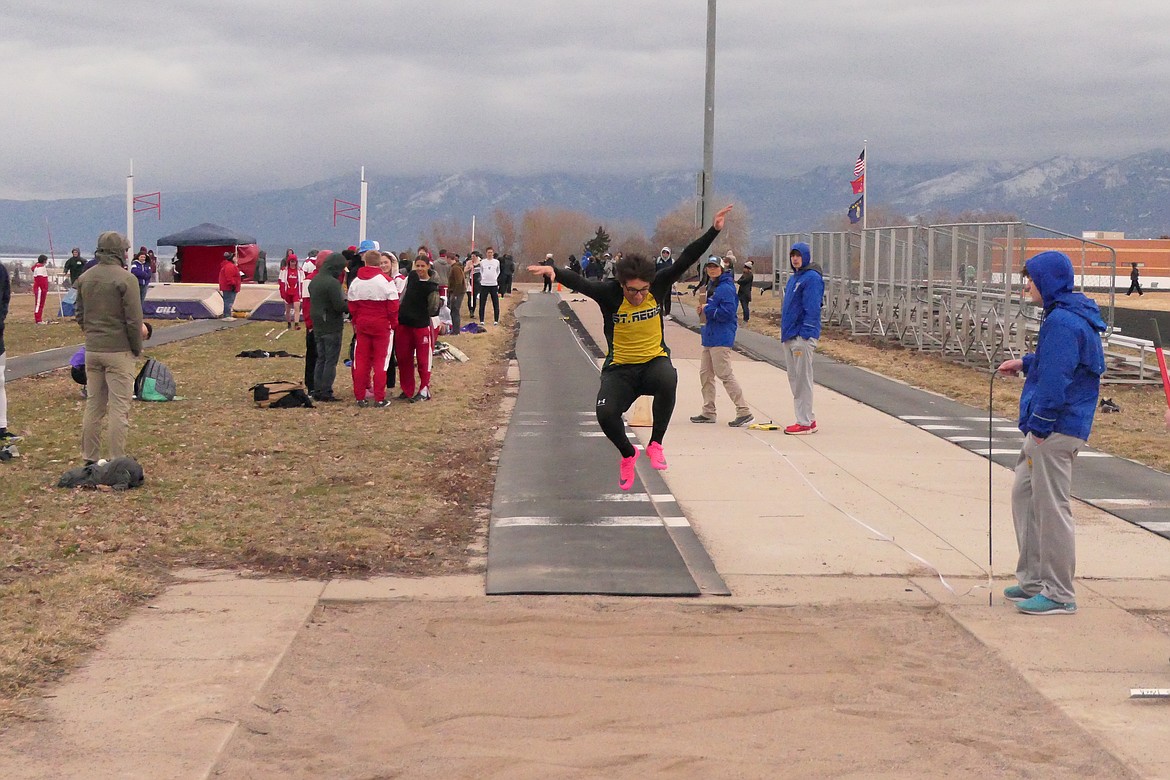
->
[652,196,750,259]
[492,208,519,255]
[608,219,654,258]
[517,207,597,278]
[427,217,470,257]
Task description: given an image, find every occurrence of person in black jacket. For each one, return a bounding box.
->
[1126,262,1143,296]
[394,256,440,402]
[736,259,754,321]
[528,204,733,491]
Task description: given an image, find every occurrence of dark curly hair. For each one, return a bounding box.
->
[615,253,655,284]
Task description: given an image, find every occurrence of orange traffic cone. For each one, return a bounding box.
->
[557,281,562,292]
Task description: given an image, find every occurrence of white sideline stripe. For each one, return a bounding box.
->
[919,425,966,430]
[947,436,1015,443]
[663,516,691,527]
[971,449,1021,456]
[597,493,653,502]
[1094,498,1152,507]
[1138,522,1170,533]
[495,516,663,528]
[515,431,607,438]
[650,493,674,503]
[900,415,1006,422]
[1078,451,1110,458]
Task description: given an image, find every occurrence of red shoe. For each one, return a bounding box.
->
[784,421,818,435]
[619,447,640,491]
[646,441,668,470]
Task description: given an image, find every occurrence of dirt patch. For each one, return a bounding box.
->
[210,598,1137,779]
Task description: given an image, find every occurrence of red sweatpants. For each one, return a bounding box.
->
[394,325,432,398]
[33,277,49,323]
[352,328,391,402]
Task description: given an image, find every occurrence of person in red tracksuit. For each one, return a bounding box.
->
[347,250,399,407]
[32,254,50,324]
[395,255,439,402]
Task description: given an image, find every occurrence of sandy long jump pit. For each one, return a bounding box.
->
[211,598,1135,779]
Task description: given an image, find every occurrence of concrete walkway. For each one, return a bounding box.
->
[2,289,1168,779]
[5,318,248,381]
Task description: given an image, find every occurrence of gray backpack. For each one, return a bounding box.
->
[135,358,176,401]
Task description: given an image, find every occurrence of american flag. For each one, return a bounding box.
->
[854,149,865,178]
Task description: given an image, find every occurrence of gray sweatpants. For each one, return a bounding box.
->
[783,337,817,425]
[1011,432,1082,604]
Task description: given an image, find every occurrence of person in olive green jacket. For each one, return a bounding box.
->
[307,251,349,401]
[74,231,144,465]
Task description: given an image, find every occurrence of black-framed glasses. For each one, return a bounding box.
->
[623,284,650,295]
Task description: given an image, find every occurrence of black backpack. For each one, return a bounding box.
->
[250,381,314,408]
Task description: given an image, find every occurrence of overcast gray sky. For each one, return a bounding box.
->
[3,1,1168,200]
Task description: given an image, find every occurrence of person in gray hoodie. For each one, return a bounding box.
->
[75,231,144,465]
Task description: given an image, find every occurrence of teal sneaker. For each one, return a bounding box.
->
[1003,584,1032,602]
[1016,594,1077,616]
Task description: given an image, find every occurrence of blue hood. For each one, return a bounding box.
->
[790,242,810,268]
[1024,251,1106,333]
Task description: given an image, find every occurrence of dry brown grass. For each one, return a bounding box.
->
[745,293,1170,474]
[3,292,179,357]
[0,293,521,719]
[1089,290,1170,312]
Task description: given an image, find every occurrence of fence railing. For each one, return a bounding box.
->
[773,221,1158,383]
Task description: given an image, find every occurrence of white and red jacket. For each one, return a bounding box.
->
[301,259,320,329]
[278,260,301,301]
[346,266,399,335]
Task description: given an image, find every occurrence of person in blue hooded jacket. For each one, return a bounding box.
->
[690,255,754,427]
[780,242,824,434]
[996,251,1105,616]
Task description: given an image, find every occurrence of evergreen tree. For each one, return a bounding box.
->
[584,226,611,258]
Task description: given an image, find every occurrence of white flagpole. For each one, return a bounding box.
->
[862,140,868,231]
[126,159,135,255]
[358,167,368,244]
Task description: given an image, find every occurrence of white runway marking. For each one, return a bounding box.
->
[494,516,664,528]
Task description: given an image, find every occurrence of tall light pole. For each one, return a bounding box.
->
[698,0,716,228]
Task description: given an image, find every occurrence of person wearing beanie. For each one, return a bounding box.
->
[63,247,86,287]
[996,251,1106,616]
[278,252,302,329]
[781,242,823,435]
[691,254,754,428]
[528,204,733,491]
[32,254,50,324]
[74,231,144,465]
[736,258,754,322]
[540,252,554,293]
[347,249,399,407]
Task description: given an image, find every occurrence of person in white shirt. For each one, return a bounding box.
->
[477,246,501,326]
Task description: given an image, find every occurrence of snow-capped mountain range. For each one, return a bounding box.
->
[3,150,1169,254]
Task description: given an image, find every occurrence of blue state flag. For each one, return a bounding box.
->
[847,196,864,224]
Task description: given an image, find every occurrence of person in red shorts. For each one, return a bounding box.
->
[278,252,302,330]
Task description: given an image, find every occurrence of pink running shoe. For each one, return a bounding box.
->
[646,441,668,470]
[619,447,640,491]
